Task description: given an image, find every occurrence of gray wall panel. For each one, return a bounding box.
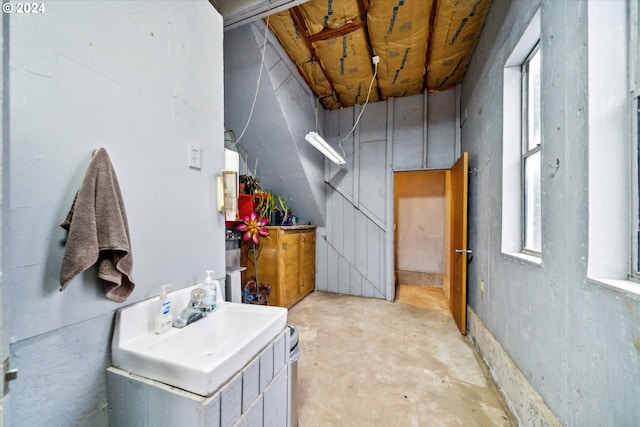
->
[316,230,328,292]
[461,0,640,425]
[332,190,344,254]
[11,314,112,426]
[319,90,456,301]
[338,256,350,294]
[359,140,387,224]
[359,101,388,143]
[8,3,225,424]
[342,200,356,265]
[392,95,425,170]
[361,278,374,298]
[427,90,457,169]
[326,245,340,294]
[349,265,363,296]
[366,219,381,291]
[354,210,368,274]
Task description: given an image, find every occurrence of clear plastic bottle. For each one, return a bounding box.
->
[154,284,172,334]
[201,270,219,311]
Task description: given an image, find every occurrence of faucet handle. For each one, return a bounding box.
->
[190,288,206,305]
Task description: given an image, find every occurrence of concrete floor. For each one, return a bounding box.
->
[287,286,515,427]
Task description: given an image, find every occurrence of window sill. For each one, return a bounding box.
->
[502,251,542,266]
[587,277,640,300]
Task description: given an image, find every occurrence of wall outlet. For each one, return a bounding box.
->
[188,145,201,169]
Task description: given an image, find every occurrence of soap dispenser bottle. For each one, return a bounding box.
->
[201,270,219,312]
[155,285,173,334]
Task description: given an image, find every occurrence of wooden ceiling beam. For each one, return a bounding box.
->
[307,21,363,43]
[288,6,343,108]
[423,0,439,92]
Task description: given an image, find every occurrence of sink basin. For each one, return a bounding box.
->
[111,284,287,396]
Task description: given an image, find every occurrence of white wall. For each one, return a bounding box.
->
[7,2,225,425]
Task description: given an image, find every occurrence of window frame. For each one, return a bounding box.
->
[630,0,640,279]
[586,0,640,298]
[521,43,542,255]
[501,8,542,265]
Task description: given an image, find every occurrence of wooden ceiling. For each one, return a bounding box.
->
[266,0,492,109]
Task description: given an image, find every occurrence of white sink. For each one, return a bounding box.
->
[111,284,287,396]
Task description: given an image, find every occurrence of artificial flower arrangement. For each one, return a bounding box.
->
[237,211,271,305]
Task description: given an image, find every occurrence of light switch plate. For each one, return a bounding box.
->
[188,145,201,169]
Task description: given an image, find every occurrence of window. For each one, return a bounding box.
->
[635,96,640,274]
[586,0,640,296]
[631,0,640,276]
[522,45,542,254]
[501,8,541,263]
[635,98,640,275]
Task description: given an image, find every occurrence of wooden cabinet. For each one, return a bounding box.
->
[241,225,316,308]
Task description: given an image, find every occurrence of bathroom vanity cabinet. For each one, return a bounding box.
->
[107,328,290,427]
[242,225,316,308]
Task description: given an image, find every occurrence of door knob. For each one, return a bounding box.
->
[455,249,473,254]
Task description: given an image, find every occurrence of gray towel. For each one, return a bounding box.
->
[60,148,135,302]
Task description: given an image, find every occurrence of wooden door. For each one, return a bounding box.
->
[450,152,469,334]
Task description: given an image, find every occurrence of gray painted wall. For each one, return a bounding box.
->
[317,92,457,300]
[461,0,640,425]
[223,22,325,226]
[221,21,457,301]
[7,2,225,425]
[1,10,7,425]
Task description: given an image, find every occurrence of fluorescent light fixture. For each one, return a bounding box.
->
[305,131,347,165]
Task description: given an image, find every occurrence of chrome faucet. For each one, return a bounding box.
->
[173,288,207,328]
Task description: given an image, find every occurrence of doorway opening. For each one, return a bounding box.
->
[394,170,451,307]
[393,152,468,334]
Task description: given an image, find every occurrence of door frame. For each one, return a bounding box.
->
[388,153,469,335]
[393,169,449,294]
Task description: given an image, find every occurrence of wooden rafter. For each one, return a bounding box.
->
[307,21,363,43]
[288,6,343,108]
[423,0,439,92]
